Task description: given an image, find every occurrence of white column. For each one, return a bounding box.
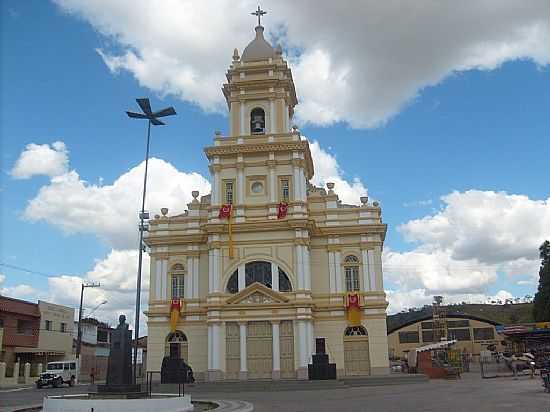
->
[328,251,335,293]
[212,323,221,370]
[185,257,193,299]
[374,247,383,291]
[299,168,306,201]
[237,168,244,205]
[213,249,220,292]
[368,250,376,291]
[307,321,314,360]
[334,251,343,293]
[293,165,300,200]
[208,325,213,370]
[284,104,289,131]
[296,245,304,289]
[208,250,214,293]
[362,249,371,292]
[298,320,307,367]
[240,101,246,135]
[155,259,162,299]
[270,99,276,133]
[193,257,199,298]
[303,247,311,290]
[214,171,221,205]
[161,259,168,300]
[271,262,279,291]
[272,322,280,372]
[238,264,245,291]
[269,167,276,202]
[239,323,247,373]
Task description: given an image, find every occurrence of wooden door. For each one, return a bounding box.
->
[247,321,273,379]
[225,322,240,380]
[280,320,295,379]
[344,337,370,376]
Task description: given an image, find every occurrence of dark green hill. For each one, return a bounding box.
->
[387,302,534,331]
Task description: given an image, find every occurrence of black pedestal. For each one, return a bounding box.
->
[308,338,337,380]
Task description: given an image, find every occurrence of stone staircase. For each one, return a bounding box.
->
[156,374,429,393]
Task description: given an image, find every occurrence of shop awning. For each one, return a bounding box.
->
[416,339,457,352]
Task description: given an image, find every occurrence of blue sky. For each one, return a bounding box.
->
[1,1,550,322]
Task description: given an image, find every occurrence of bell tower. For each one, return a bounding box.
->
[206,9,312,220]
[222,21,298,137]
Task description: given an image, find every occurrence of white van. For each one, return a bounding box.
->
[36,360,78,388]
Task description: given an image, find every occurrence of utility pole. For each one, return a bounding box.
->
[76,282,101,359]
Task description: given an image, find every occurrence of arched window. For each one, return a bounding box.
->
[278,268,292,292]
[344,255,360,292]
[225,261,293,293]
[245,261,271,287]
[345,326,368,336]
[250,108,265,134]
[170,263,185,298]
[165,330,188,359]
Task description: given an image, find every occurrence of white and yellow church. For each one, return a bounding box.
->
[145,16,390,381]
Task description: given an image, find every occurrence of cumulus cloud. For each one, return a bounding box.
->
[11,141,69,179]
[54,0,550,128]
[399,191,550,268]
[385,190,549,311]
[386,288,515,314]
[308,140,367,205]
[22,149,211,249]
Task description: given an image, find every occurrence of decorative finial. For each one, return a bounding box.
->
[360,196,368,205]
[233,48,239,62]
[192,191,199,203]
[251,5,267,27]
[161,207,168,217]
[326,182,335,194]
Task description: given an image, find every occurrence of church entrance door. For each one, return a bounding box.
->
[165,331,189,362]
[344,326,370,376]
[280,320,295,378]
[225,322,240,380]
[247,321,273,379]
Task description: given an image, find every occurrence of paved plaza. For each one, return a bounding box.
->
[1,373,549,412]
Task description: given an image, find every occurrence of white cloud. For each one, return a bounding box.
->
[308,140,367,205]
[54,1,550,128]
[386,288,515,314]
[11,141,69,179]
[384,190,549,310]
[399,191,550,268]
[22,147,211,250]
[1,250,149,333]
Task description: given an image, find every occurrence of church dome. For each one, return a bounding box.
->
[241,26,276,62]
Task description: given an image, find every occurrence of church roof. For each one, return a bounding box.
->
[241,25,276,62]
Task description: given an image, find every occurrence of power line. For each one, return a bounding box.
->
[0,262,80,279]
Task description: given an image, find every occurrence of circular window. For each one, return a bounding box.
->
[251,181,263,193]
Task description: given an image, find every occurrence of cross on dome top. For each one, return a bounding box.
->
[251,5,267,26]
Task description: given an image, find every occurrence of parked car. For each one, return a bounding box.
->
[36,360,77,388]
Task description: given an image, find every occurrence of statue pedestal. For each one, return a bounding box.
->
[43,394,193,412]
[93,384,147,399]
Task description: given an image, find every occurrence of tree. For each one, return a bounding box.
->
[533,240,550,322]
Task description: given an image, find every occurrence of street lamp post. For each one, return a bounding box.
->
[126,98,176,383]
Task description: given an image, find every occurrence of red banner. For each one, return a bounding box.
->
[219,204,232,219]
[277,202,288,219]
[346,293,360,310]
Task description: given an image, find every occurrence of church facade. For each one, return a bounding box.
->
[145,20,390,381]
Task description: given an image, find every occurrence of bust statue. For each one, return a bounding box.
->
[106,314,133,386]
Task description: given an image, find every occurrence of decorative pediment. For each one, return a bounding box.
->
[226,282,289,305]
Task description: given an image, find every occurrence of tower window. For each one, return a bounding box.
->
[224,180,234,204]
[344,255,360,291]
[279,177,290,202]
[250,108,265,134]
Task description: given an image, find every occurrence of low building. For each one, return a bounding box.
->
[387,313,505,359]
[0,296,41,370]
[72,318,113,381]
